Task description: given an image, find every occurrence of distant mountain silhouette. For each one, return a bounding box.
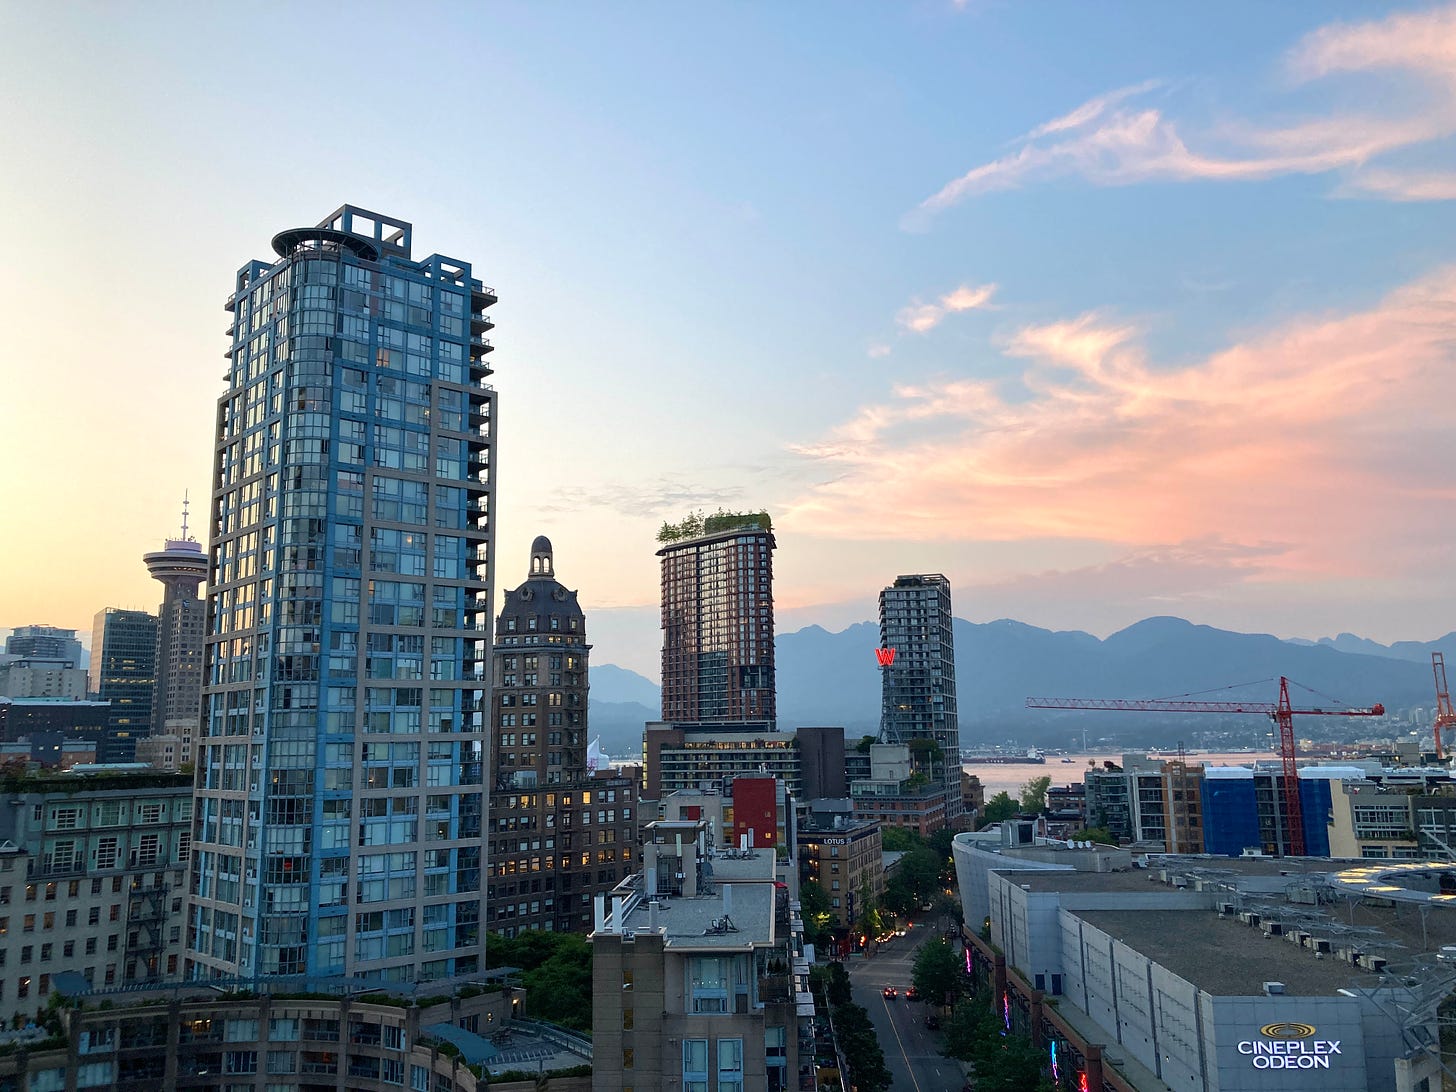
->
[589,616,1445,754]
[586,699,658,761]
[589,663,662,708]
[1300,631,1456,664]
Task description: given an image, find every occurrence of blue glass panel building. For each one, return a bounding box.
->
[187,207,497,985]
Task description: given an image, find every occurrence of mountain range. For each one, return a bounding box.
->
[587,616,1453,758]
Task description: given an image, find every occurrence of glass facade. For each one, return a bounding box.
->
[879,573,961,820]
[89,608,159,761]
[187,206,497,984]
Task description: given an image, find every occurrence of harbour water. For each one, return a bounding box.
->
[964,750,1278,797]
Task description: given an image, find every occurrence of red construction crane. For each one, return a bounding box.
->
[1432,653,1456,760]
[1026,677,1385,856]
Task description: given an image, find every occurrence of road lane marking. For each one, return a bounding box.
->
[882,996,922,1092]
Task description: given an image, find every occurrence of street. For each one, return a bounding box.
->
[844,930,965,1092]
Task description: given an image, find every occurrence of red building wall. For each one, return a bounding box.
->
[732,776,778,850]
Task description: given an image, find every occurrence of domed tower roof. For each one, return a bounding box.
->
[498,536,585,639]
[529,536,554,579]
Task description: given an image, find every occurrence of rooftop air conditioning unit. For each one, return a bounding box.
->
[1263,981,1286,995]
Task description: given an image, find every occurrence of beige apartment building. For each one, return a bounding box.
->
[0,771,192,1021]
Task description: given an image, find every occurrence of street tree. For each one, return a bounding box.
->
[799,880,835,948]
[911,939,962,1008]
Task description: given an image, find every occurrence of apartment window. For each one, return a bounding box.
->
[689,956,728,1013]
[718,1038,744,1092]
[683,1039,708,1092]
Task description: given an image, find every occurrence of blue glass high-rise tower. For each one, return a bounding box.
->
[187,207,497,986]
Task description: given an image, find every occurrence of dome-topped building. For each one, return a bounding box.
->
[489,538,638,936]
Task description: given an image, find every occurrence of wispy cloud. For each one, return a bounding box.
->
[536,480,744,519]
[896,282,997,333]
[868,343,892,358]
[1342,166,1456,201]
[1021,79,1164,141]
[907,3,1456,224]
[784,267,1456,584]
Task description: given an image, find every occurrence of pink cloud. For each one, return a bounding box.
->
[1344,167,1456,201]
[907,3,1456,222]
[784,267,1456,584]
[895,282,997,332]
[1287,4,1456,83]
[1021,80,1164,141]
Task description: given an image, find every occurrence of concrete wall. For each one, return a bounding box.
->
[1205,994,1369,1092]
[951,834,1071,932]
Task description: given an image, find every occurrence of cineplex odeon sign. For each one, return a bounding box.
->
[1236,1023,1342,1070]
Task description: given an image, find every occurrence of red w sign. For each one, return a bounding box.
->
[875,648,896,667]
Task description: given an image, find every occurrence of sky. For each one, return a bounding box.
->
[2,2,1455,681]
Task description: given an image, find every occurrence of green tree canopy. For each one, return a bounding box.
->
[943,992,1054,1092]
[486,932,593,1032]
[977,791,1018,829]
[799,880,835,947]
[1019,775,1052,812]
[928,826,957,861]
[911,938,961,1008]
[880,826,919,853]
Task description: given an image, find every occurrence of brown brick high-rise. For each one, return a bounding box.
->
[658,519,776,726]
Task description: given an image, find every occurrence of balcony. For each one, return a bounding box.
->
[758,975,791,1003]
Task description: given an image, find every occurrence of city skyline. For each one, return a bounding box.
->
[4,3,1456,683]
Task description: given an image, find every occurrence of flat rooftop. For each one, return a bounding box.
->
[617,884,776,951]
[1009,870,1162,894]
[1072,910,1383,996]
[708,849,778,881]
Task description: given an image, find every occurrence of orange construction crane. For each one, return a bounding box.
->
[1026,677,1384,856]
[1432,653,1456,760]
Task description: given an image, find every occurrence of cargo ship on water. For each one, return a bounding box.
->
[961,747,1045,765]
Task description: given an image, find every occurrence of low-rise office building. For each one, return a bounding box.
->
[954,832,1445,1092]
[797,811,882,931]
[644,722,845,805]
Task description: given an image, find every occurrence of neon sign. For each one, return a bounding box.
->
[1003,991,1012,1031]
[875,647,896,667]
[1049,1040,1060,1082]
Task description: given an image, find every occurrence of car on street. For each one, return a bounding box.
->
[905,986,919,1001]
[924,1013,941,1030]
[882,986,897,999]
